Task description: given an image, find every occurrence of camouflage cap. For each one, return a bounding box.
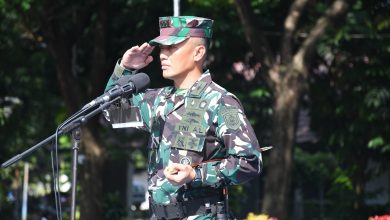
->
[149,16,213,46]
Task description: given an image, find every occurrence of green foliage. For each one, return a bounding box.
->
[307,1,390,218]
[131,149,147,170]
[104,192,127,220]
[368,136,390,153]
[0,1,68,218]
[249,88,271,98]
[294,147,336,181]
[332,169,353,191]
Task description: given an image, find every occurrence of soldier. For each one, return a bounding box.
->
[105,16,263,219]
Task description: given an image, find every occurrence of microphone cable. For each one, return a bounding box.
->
[50,94,94,220]
[51,127,62,220]
[51,102,91,220]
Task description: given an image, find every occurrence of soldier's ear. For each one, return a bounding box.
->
[193,44,206,63]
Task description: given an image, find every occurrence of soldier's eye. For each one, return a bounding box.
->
[159,45,174,50]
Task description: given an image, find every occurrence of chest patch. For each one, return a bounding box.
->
[174,135,204,152]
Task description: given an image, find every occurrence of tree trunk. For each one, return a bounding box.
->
[48,42,106,220]
[353,148,368,219]
[261,71,303,220]
[234,0,352,218]
[78,1,109,218]
[12,168,21,220]
[39,0,109,218]
[79,127,105,220]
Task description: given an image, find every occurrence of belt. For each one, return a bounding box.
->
[150,195,222,219]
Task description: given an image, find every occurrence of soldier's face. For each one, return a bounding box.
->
[159,39,197,81]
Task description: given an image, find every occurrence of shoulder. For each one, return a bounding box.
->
[207,81,243,108]
[144,86,174,96]
[134,86,172,104]
[143,88,161,96]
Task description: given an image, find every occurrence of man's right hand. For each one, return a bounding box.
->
[120,42,155,70]
[164,163,196,186]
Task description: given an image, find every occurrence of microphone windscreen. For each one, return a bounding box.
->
[130,73,150,93]
[115,75,133,86]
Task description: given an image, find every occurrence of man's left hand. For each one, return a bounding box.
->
[164,163,196,186]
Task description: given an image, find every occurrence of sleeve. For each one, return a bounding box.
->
[104,59,138,92]
[104,60,155,132]
[197,93,263,187]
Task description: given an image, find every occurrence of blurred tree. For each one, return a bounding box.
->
[0,0,61,218]
[309,1,390,216]
[233,0,355,218]
[0,0,170,219]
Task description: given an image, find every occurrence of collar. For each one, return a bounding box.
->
[186,70,212,98]
[160,70,212,98]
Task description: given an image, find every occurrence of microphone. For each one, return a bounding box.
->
[119,72,150,95]
[83,73,150,109]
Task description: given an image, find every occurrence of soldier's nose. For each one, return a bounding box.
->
[160,50,168,60]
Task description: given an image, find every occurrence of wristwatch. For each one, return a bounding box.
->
[194,167,202,182]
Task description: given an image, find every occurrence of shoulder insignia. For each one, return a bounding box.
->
[220,107,241,130]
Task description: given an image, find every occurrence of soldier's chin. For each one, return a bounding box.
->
[162,70,175,80]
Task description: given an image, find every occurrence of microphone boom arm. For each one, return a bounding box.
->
[1,96,120,168]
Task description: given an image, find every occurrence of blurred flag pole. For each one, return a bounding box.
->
[173,0,180,16]
[21,162,29,220]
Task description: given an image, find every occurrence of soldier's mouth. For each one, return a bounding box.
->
[161,64,170,70]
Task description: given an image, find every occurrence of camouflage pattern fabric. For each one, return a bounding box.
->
[149,16,213,46]
[105,62,263,219]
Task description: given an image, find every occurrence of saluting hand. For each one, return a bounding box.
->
[120,42,155,70]
[164,163,196,186]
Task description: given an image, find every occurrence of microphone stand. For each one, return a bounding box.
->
[70,127,80,220]
[1,96,120,220]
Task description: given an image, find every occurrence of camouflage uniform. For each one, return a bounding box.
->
[105,16,263,220]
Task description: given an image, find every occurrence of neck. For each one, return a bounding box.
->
[174,67,203,89]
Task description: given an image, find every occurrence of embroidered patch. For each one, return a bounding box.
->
[187,136,201,150]
[179,156,192,165]
[173,135,204,152]
[175,123,205,135]
[185,109,203,118]
[175,136,186,149]
[189,81,207,97]
[175,122,191,133]
[220,107,241,130]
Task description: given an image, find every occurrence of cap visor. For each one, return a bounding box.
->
[149,35,188,46]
